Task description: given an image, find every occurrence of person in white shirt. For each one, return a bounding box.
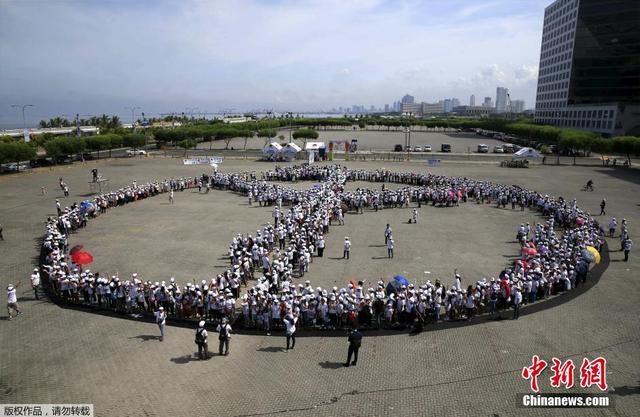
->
[169,190,174,205]
[6,284,21,320]
[195,320,209,360]
[512,286,523,320]
[154,306,166,341]
[216,318,232,356]
[343,237,351,259]
[384,224,392,244]
[284,311,298,351]
[387,237,394,258]
[30,268,41,300]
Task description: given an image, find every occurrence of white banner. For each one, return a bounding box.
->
[183,156,224,165]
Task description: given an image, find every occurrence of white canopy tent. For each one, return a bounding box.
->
[514,147,542,158]
[305,142,326,163]
[281,143,302,161]
[263,142,283,161]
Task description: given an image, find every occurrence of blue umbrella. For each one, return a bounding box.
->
[393,275,409,286]
[386,275,409,294]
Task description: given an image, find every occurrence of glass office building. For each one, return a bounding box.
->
[534,0,640,135]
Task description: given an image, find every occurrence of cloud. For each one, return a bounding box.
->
[0,0,545,124]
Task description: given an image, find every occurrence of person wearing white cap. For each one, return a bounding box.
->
[343,237,351,259]
[387,236,394,258]
[154,306,166,341]
[216,317,232,356]
[195,320,209,360]
[284,310,298,351]
[6,283,22,320]
[512,286,523,320]
[30,268,41,300]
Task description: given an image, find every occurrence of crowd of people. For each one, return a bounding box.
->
[36,163,613,331]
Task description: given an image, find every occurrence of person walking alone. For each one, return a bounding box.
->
[343,237,351,260]
[284,310,297,351]
[608,217,617,237]
[169,190,174,205]
[623,237,633,262]
[155,306,166,341]
[6,283,21,321]
[217,317,232,356]
[343,326,363,367]
[30,268,40,300]
[387,236,394,258]
[195,320,209,360]
[599,199,606,216]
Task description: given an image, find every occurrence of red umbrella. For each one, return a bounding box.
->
[72,251,94,265]
[69,244,84,255]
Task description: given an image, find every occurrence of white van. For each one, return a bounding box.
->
[477,144,489,153]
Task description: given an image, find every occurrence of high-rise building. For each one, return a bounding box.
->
[451,98,460,108]
[534,0,639,135]
[422,102,443,115]
[384,104,390,112]
[496,87,509,113]
[401,94,415,104]
[443,99,453,113]
[511,100,525,113]
[470,94,476,106]
[483,97,493,107]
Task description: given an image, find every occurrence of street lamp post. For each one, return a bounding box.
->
[125,106,141,132]
[10,104,34,130]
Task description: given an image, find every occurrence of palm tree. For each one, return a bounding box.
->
[99,114,109,128]
[39,120,48,128]
[109,115,120,129]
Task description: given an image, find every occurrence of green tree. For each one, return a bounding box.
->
[85,135,112,159]
[240,129,254,150]
[611,136,640,165]
[0,142,36,171]
[292,128,319,148]
[122,133,146,149]
[178,139,197,156]
[257,128,277,148]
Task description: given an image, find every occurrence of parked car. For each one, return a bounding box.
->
[393,144,403,152]
[55,155,73,164]
[503,144,515,153]
[493,145,504,153]
[2,162,30,172]
[126,149,147,156]
[413,146,423,152]
[423,144,432,152]
[441,143,452,152]
[477,144,489,153]
[75,153,96,161]
[30,158,54,168]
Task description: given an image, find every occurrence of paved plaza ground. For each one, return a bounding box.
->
[0,155,639,417]
[196,129,506,153]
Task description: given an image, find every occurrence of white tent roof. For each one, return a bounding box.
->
[514,147,542,158]
[283,143,302,152]
[305,141,326,150]
[264,142,283,152]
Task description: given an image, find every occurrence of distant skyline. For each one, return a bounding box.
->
[1,0,546,127]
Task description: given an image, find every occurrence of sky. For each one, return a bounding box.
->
[0,0,547,127]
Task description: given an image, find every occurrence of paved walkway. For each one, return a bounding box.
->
[0,158,638,416]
